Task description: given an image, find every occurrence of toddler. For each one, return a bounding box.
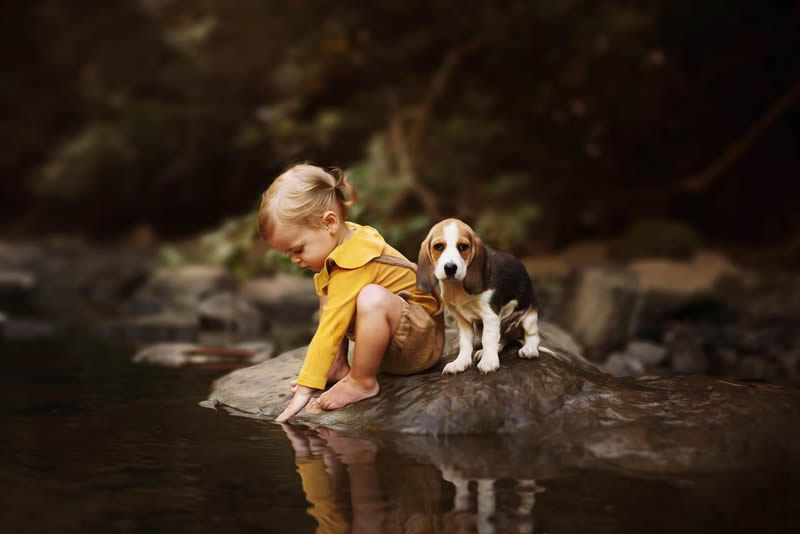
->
[258,164,444,422]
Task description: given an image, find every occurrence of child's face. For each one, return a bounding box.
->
[267,220,339,273]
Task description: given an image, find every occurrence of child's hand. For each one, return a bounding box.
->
[276,385,316,422]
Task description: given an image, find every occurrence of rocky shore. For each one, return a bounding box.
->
[2,236,798,387]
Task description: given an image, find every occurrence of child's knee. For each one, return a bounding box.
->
[356,284,392,314]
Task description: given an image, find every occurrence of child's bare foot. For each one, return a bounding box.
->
[317,373,379,411]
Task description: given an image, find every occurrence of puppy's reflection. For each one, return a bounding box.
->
[441,464,544,534]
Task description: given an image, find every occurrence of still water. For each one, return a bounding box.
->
[2,334,798,533]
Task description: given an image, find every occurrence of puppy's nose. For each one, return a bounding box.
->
[444,263,457,277]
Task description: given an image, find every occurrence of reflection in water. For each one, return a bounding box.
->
[282,424,350,533]
[280,424,543,533]
[439,465,543,534]
[5,337,800,533]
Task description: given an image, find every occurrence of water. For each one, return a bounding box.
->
[2,334,798,533]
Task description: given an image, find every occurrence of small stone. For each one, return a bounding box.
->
[670,346,708,375]
[625,340,667,366]
[601,352,645,377]
[133,343,198,367]
[738,357,775,382]
[2,318,61,340]
[0,270,37,294]
[198,292,262,333]
[235,340,276,363]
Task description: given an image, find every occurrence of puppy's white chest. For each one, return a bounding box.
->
[441,283,489,322]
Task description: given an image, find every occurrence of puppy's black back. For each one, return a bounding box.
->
[485,247,537,314]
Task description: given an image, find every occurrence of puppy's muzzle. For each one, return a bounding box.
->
[443,262,458,278]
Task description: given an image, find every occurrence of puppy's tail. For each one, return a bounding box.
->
[538,346,556,357]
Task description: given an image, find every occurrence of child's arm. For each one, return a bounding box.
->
[275,295,330,422]
[296,269,366,389]
[275,268,370,421]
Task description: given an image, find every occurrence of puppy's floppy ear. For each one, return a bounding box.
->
[416,232,437,293]
[463,235,487,294]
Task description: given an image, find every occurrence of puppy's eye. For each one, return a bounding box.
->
[433,243,444,252]
[457,243,469,252]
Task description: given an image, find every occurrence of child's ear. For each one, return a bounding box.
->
[463,236,487,294]
[321,211,340,234]
[416,233,437,293]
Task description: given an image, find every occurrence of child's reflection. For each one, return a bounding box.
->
[281,424,350,534]
[315,426,386,534]
[281,424,445,534]
[281,423,388,533]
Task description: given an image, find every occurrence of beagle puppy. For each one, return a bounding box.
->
[417,218,554,374]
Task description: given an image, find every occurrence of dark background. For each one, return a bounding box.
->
[2,0,799,264]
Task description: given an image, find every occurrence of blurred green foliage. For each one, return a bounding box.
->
[156,212,310,279]
[3,0,798,262]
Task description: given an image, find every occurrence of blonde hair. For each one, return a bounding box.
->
[257,164,358,239]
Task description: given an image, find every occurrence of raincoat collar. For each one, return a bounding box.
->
[320,222,385,276]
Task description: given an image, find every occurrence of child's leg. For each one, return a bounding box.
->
[318,284,404,410]
[327,337,351,382]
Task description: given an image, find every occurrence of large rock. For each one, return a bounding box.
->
[0,238,152,320]
[104,311,199,343]
[630,251,750,296]
[629,251,758,321]
[135,264,238,312]
[197,292,262,333]
[240,274,319,324]
[203,322,800,473]
[557,265,644,358]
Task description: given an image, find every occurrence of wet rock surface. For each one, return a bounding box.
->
[205,322,800,473]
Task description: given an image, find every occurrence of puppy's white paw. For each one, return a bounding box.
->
[518,343,540,359]
[475,345,505,360]
[476,352,500,373]
[443,356,472,375]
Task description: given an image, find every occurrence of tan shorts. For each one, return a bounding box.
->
[346,295,444,375]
